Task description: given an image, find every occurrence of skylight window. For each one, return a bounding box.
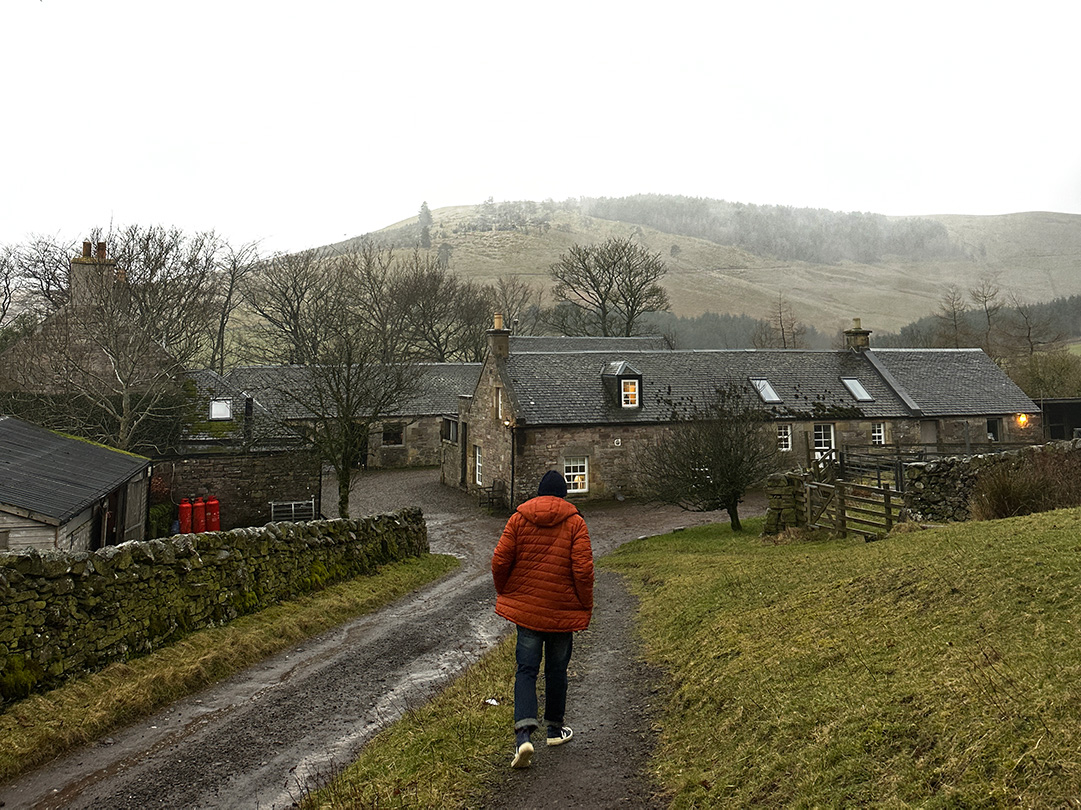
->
[750,378,782,404]
[841,378,874,402]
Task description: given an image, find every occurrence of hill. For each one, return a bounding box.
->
[329,197,1081,335]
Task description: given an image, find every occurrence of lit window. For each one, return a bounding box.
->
[621,379,639,408]
[474,445,483,485]
[564,456,588,494]
[495,387,503,419]
[382,424,404,446]
[871,422,886,446]
[842,378,874,402]
[813,423,835,459]
[750,378,781,403]
[209,399,232,420]
[777,424,792,452]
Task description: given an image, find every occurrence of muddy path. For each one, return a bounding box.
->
[0,470,744,809]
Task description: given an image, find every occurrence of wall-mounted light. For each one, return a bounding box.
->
[1016,413,1030,428]
[502,419,511,427]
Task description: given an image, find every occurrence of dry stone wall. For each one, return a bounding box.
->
[0,509,427,704]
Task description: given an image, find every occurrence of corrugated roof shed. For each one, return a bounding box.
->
[0,416,150,524]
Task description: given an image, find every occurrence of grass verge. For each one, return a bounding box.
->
[0,553,458,783]
[603,510,1081,807]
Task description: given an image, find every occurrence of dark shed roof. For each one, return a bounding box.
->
[0,416,150,524]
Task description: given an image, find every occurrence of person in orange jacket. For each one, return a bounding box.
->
[491,470,595,769]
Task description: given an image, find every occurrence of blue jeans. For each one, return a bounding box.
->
[513,626,573,732]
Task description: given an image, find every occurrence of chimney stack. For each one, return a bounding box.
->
[95,241,107,260]
[69,239,117,305]
[844,318,872,352]
[488,313,510,360]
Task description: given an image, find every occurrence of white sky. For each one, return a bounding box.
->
[3,0,1080,254]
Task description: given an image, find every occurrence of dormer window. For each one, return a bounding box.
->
[750,378,781,404]
[841,377,874,402]
[602,360,643,409]
[209,399,232,420]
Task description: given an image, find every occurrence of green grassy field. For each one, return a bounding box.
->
[309,510,1081,808]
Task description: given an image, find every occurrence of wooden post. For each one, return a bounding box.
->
[835,486,846,536]
[884,489,893,532]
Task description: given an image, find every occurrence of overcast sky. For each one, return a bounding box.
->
[4,1,1079,254]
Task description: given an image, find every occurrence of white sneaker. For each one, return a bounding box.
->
[547,726,573,746]
[511,740,534,768]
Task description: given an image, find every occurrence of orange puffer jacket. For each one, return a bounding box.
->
[492,495,594,633]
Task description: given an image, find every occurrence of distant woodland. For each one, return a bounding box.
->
[579,194,969,264]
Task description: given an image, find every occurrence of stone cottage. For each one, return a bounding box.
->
[441,317,1041,507]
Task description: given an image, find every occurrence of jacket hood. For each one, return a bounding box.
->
[516,495,580,528]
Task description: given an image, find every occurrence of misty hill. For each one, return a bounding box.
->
[331,195,1081,335]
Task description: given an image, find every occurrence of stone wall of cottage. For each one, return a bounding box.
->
[0,509,427,704]
[153,450,322,530]
[370,416,443,468]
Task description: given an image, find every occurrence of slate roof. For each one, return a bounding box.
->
[0,416,150,524]
[502,347,1039,426]
[509,335,670,352]
[227,363,481,421]
[868,349,1038,417]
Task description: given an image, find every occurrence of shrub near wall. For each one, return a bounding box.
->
[0,509,427,704]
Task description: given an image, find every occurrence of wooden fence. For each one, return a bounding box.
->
[800,479,905,540]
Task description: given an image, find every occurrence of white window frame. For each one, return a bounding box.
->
[841,377,874,402]
[474,445,483,486]
[777,424,792,452]
[564,456,589,494]
[750,378,782,404]
[813,423,835,459]
[495,386,503,420]
[621,379,639,408]
[442,417,459,443]
[209,399,232,420]
[871,422,886,446]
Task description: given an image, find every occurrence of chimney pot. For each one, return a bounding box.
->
[82,241,92,258]
[96,241,107,260]
[493,313,504,331]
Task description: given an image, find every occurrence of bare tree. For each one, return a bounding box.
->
[493,274,545,335]
[969,274,1003,357]
[548,238,669,336]
[0,244,14,327]
[752,295,806,349]
[0,227,219,452]
[244,243,422,516]
[209,240,260,375]
[635,384,781,531]
[1000,291,1065,358]
[934,284,974,348]
[400,252,493,362]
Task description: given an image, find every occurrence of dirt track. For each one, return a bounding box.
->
[0,469,753,809]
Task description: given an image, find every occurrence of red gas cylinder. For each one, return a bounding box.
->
[193,497,206,533]
[205,496,221,531]
[178,498,192,534]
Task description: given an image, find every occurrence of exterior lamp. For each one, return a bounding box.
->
[1016,413,1029,428]
[502,419,512,427]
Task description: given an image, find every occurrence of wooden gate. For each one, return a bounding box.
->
[801,479,903,540]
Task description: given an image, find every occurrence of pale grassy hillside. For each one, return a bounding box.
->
[337,205,1081,334]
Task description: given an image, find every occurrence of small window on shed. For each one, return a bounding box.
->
[209,399,233,420]
[382,424,404,446]
[841,378,874,402]
[750,378,781,404]
[0,530,8,551]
